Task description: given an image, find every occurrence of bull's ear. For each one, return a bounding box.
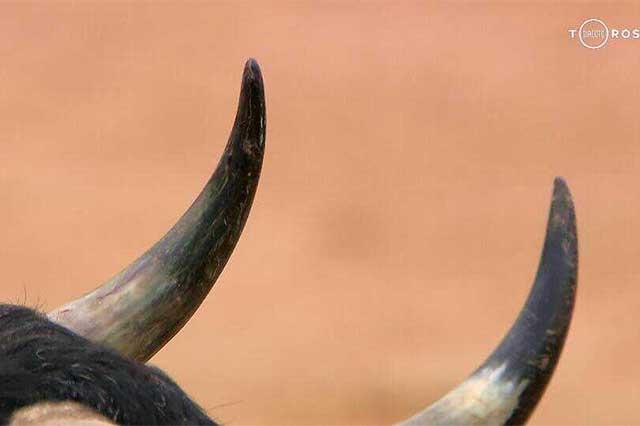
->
[48,59,266,362]
[397,178,578,426]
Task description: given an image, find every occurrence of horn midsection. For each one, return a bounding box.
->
[397,178,577,425]
[48,59,266,362]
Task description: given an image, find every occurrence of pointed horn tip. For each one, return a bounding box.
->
[242,58,263,86]
[552,176,574,207]
[551,176,575,223]
[552,176,571,199]
[237,57,264,111]
[232,58,266,153]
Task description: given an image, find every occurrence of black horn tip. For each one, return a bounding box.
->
[232,58,266,154]
[243,58,262,81]
[240,58,264,104]
[552,176,573,218]
[553,176,568,192]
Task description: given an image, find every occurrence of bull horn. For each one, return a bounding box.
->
[398,178,577,425]
[48,58,266,362]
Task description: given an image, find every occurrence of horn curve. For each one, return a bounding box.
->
[48,58,266,362]
[398,178,577,425]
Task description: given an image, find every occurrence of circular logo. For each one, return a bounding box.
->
[578,18,609,49]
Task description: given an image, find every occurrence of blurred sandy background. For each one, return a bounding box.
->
[0,2,639,425]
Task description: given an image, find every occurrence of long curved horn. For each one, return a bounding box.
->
[398,178,577,425]
[48,58,266,362]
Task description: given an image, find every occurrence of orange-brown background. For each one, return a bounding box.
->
[0,3,638,425]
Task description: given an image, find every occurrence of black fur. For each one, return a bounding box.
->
[0,305,216,425]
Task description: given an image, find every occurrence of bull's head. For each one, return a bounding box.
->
[1,59,578,425]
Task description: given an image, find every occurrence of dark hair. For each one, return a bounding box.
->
[0,305,216,425]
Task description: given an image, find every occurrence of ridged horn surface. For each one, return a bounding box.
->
[398,178,577,425]
[48,58,266,362]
